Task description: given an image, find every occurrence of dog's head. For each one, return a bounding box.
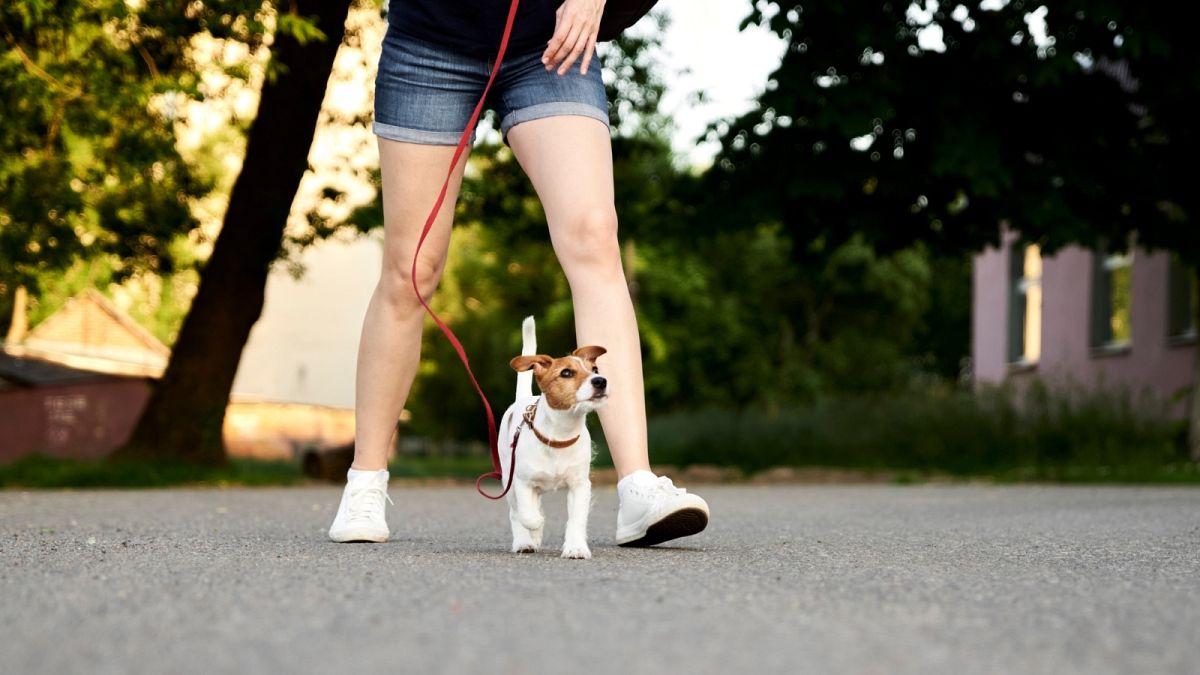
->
[510,346,609,413]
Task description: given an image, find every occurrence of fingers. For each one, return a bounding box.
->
[541,1,601,76]
[543,13,586,74]
[541,7,571,68]
[579,32,598,76]
[555,22,589,75]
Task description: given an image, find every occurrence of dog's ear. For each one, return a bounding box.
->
[572,346,607,363]
[510,354,553,372]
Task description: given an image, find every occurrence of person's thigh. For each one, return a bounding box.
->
[495,44,614,247]
[506,115,616,244]
[376,138,469,292]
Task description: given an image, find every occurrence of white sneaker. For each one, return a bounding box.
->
[328,470,393,543]
[616,471,710,547]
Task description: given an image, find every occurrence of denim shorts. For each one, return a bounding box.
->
[373,22,610,145]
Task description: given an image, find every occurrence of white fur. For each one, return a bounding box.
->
[498,316,605,559]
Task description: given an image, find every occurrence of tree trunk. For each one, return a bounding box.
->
[6,285,28,345]
[116,0,352,463]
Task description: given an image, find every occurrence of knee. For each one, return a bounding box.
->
[377,255,444,310]
[556,209,623,278]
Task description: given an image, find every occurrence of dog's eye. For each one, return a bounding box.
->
[560,369,575,378]
[591,366,599,374]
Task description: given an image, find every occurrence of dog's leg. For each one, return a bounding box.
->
[529,492,545,550]
[509,483,543,553]
[515,483,545,532]
[508,489,537,553]
[561,479,592,559]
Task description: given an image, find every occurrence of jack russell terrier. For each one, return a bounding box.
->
[500,316,606,559]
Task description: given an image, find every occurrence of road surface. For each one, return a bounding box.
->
[2,484,1197,674]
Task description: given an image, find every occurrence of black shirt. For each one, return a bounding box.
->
[389,0,566,59]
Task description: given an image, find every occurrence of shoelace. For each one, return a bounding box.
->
[633,476,686,499]
[346,485,394,523]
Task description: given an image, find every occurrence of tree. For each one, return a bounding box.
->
[707,1,1199,456]
[0,0,269,329]
[116,0,353,463]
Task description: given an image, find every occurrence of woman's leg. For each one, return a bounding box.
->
[351,138,469,470]
[506,116,652,479]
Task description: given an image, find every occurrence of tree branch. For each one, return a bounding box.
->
[3,31,85,99]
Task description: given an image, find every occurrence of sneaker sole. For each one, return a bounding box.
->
[618,507,709,547]
[329,531,389,543]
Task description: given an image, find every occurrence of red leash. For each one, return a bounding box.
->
[412,0,522,500]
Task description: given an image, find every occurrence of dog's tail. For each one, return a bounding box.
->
[517,315,536,399]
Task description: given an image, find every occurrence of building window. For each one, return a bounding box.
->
[1168,256,1197,342]
[1008,244,1042,364]
[1091,245,1133,350]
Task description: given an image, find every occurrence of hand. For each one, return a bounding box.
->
[541,0,605,76]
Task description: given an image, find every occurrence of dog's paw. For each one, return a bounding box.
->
[512,541,539,554]
[561,544,592,560]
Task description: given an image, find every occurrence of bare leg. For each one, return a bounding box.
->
[351,138,468,470]
[507,116,652,479]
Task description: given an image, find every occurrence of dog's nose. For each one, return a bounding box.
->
[592,376,607,390]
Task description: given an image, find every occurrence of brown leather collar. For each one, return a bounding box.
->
[522,403,579,449]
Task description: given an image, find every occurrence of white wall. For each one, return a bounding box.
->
[232,235,381,409]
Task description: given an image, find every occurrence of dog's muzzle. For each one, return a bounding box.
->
[590,376,608,400]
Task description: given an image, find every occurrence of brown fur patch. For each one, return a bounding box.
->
[572,345,607,363]
[510,354,553,372]
[512,347,606,410]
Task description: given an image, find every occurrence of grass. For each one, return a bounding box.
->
[0,456,306,489]
[3,382,1196,487]
[0,454,501,489]
[596,382,1199,484]
[386,455,493,480]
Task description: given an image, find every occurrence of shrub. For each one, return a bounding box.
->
[594,382,1189,480]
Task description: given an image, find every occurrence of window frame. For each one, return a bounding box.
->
[1007,243,1042,367]
[1167,255,1198,345]
[1090,243,1134,355]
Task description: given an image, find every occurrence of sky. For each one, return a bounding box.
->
[653,1,786,167]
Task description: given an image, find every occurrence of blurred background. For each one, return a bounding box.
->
[1,0,1196,486]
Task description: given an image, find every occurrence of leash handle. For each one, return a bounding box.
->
[411,0,522,500]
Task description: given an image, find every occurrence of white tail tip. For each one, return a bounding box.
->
[521,315,536,354]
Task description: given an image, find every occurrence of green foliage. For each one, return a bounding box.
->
[0,0,269,286]
[0,0,281,341]
[618,382,1188,480]
[710,1,1198,264]
[387,455,494,480]
[632,227,949,409]
[275,12,327,46]
[0,1,337,344]
[602,13,673,141]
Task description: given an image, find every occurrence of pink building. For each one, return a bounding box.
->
[973,231,1197,416]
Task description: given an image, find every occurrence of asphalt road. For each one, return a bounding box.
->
[1,484,1198,675]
